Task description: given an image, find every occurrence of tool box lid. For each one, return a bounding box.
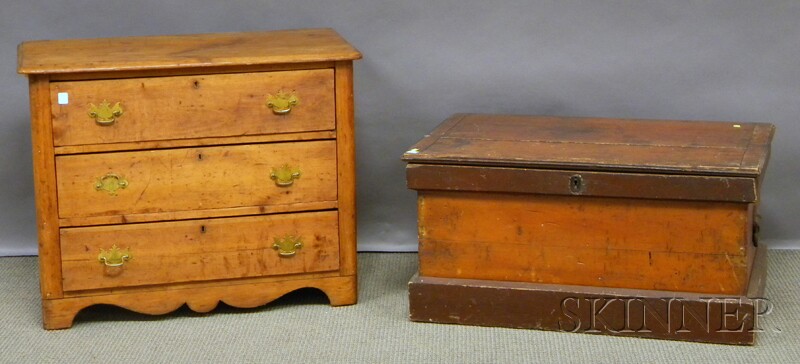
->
[403,114,774,202]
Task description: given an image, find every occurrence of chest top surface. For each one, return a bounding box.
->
[403,113,774,177]
[18,28,361,74]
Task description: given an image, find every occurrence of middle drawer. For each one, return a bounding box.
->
[56,140,337,223]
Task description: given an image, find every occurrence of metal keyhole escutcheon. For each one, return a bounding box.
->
[569,175,584,194]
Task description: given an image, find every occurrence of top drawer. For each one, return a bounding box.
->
[49,69,335,147]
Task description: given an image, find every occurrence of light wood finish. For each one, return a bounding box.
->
[43,275,357,330]
[29,75,63,299]
[51,69,335,146]
[418,191,751,294]
[46,62,334,82]
[63,270,341,298]
[61,211,340,291]
[64,271,341,298]
[54,130,336,155]
[56,141,337,220]
[18,28,361,74]
[404,114,775,177]
[20,29,359,329]
[58,201,338,228]
[335,61,358,276]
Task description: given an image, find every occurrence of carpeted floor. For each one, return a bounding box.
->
[0,252,798,363]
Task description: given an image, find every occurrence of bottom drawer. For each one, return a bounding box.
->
[60,211,340,292]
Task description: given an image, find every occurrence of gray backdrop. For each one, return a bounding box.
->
[1,1,798,255]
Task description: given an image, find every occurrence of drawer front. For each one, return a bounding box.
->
[56,140,337,219]
[60,211,340,292]
[50,69,335,147]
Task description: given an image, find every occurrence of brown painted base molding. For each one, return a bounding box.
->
[409,245,768,345]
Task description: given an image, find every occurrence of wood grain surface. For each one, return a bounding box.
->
[23,29,361,329]
[43,275,357,329]
[28,75,63,299]
[409,243,767,345]
[50,69,334,146]
[335,61,358,276]
[53,131,337,155]
[60,211,340,291]
[418,191,752,294]
[406,164,759,202]
[18,28,361,74]
[56,141,337,221]
[404,114,775,177]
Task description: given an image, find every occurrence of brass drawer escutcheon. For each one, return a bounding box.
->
[98,245,132,267]
[270,164,301,187]
[88,100,123,126]
[273,235,302,257]
[266,91,299,115]
[95,173,128,196]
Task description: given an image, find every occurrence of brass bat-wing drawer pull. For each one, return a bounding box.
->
[270,164,301,187]
[88,100,123,126]
[273,235,303,257]
[97,245,132,267]
[265,91,299,115]
[95,173,128,196]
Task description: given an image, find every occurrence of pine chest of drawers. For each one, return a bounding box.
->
[18,28,361,329]
[404,114,775,344]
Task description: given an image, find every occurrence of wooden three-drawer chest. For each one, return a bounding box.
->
[18,28,361,329]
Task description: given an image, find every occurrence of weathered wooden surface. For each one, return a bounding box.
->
[418,191,752,295]
[407,164,759,202]
[18,28,361,74]
[61,211,340,291]
[405,113,774,343]
[50,69,335,146]
[56,141,337,222]
[408,244,768,345]
[403,114,775,177]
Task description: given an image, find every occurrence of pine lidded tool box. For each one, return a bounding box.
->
[403,113,775,345]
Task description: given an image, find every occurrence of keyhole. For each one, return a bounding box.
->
[569,175,584,194]
[200,225,206,233]
[197,153,203,161]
